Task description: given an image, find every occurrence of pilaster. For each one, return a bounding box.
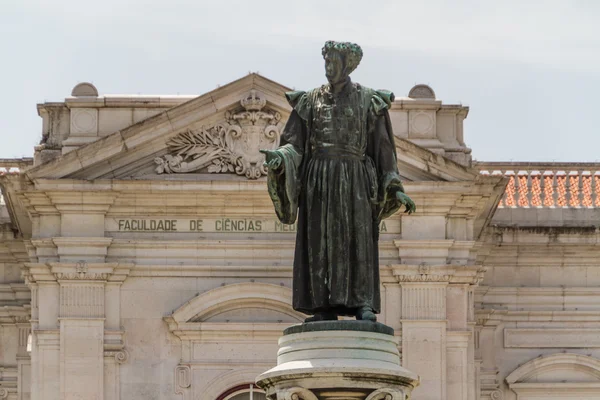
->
[17,323,32,400]
[447,331,470,400]
[392,261,483,400]
[23,262,130,400]
[475,311,505,400]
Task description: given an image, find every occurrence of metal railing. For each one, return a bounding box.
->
[476,162,600,208]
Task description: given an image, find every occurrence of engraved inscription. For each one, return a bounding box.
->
[118,219,178,231]
[106,218,399,233]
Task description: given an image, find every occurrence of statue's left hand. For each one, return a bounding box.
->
[395,191,416,214]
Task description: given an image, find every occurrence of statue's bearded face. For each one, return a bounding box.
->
[324,51,347,84]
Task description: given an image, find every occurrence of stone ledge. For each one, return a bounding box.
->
[284,320,394,336]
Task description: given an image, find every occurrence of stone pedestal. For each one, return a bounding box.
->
[256,321,419,400]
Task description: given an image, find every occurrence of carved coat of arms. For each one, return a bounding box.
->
[154,90,282,179]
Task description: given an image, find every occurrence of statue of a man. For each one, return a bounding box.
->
[261,41,415,323]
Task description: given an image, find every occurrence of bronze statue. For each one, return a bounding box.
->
[261,41,415,322]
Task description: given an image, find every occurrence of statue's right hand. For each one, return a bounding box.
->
[260,149,284,172]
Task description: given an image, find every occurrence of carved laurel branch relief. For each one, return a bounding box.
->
[155,90,281,179]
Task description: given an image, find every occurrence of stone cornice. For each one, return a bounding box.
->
[0,304,30,325]
[0,174,34,238]
[21,177,506,222]
[393,239,479,267]
[0,238,28,263]
[0,283,30,306]
[474,309,507,326]
[394,137,477,182]
[164,320,293,342]
[478,237,600,268]
[19,190,118,215]
[127,264,293,278]
[476,286,600,314]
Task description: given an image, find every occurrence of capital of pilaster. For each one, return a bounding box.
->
[50,261,131,282]
[104,330,129,364]
[390,264,485,285]
[16,323,32,357]
[0,305,30,325]
[23,261,132,283]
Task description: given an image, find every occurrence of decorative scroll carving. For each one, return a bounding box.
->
[490,390,503,400]
[114,349,129,364]
[174,365,191,399]
[365,388,407,400]
[155,89,281,179]
[0,388,8,399]
[175,365,191,388]
[271,387,318,400]
[104,349,129,365]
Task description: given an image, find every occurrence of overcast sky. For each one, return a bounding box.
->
[1,0,599,162]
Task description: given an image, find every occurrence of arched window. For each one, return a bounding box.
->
[506,353,600,400]
[218,384,266,400]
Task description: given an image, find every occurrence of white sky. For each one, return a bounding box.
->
[1,0,599,161]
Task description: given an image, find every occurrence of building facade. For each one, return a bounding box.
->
[1,74,599,400]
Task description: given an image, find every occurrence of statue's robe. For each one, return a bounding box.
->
[266,81,406,316]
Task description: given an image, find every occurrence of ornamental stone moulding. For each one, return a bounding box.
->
[408,84,436,100]
[103,349,129,364]
[114,349,129,364]
[490,390,503,400]
[274,387,318,400]
[391,264,486,284]
[155,89,282,179]
[365,388,407,400]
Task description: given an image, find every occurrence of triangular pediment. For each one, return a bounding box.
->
[25,73,481,183]
[26,74,294,181]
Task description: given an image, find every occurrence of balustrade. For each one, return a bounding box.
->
[477,162,600,208]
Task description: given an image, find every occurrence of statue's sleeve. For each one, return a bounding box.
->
[266,91,310,224]
[367,90,406,220]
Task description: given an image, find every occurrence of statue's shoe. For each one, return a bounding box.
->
[304,312,338,323]
[356,307,377,322]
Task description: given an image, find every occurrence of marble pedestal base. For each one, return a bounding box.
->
[256,321,419,400]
